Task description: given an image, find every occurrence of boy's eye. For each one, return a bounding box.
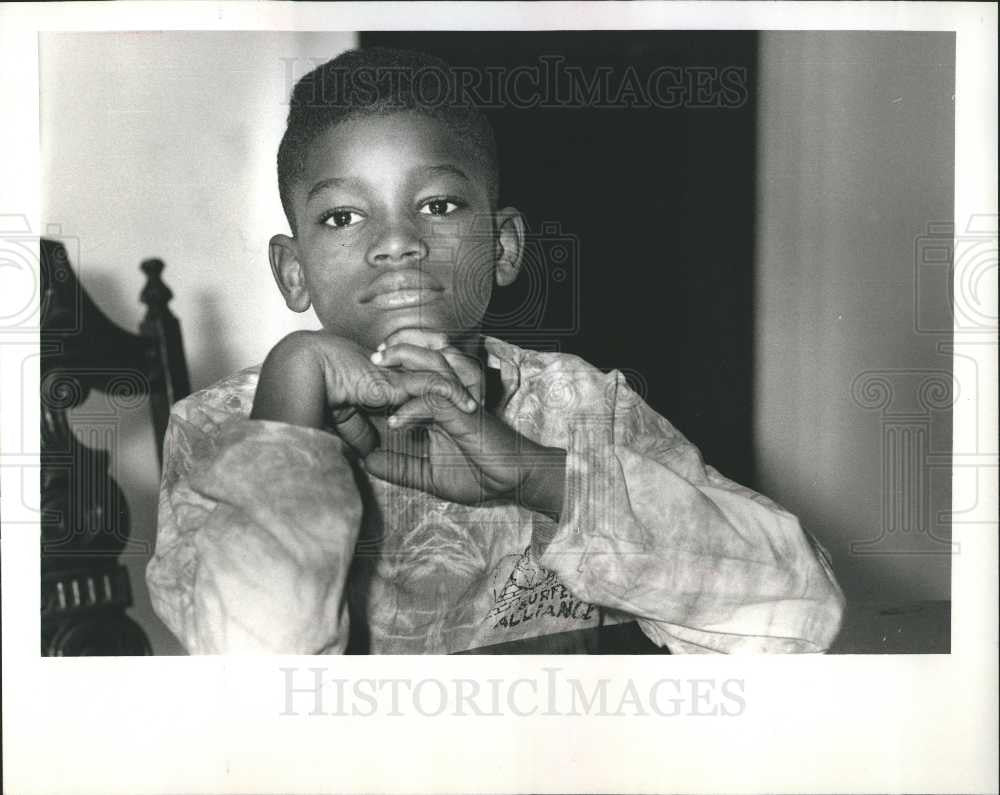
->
[322,209,364,228]
[419,199,461,217]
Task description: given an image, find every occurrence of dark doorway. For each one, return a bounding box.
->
[362,31,758,485]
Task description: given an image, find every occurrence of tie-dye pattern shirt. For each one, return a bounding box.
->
[146,337,845,654]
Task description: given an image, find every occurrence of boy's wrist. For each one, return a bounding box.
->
[250,331,326,428]
[519,444,567,522]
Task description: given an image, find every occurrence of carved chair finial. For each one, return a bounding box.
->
[140,258,173,313]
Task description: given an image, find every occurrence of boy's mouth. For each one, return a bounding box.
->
[368,288,443,310]
[360,270,445,309]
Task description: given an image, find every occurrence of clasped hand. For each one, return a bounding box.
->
[251,329,565,518]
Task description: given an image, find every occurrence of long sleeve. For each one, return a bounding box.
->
[529,361,846,653]
[146,401,362,655]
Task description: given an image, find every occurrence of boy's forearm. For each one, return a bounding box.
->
[251,332,326,428]
[520,445,567,521]
[148,390,365,654]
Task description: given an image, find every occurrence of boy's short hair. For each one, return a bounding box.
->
[277,46,500,233]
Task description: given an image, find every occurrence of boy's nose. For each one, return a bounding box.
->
[367,219,428,267]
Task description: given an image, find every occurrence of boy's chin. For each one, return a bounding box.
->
[366,309,480,348]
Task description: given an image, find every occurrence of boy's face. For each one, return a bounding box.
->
[271,111,523,352]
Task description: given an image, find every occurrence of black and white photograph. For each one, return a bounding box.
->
[1,3,996,794]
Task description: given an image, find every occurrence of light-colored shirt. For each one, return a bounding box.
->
[146,336,845,654]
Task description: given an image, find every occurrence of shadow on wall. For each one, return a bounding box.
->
[78,267,250,654]
[196,289,242,388]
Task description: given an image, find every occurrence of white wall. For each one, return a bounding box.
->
[41,32,357,654]
[755,32,955,603]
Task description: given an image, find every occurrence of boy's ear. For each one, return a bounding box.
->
[494,207,525,287]
[268,234,311,313]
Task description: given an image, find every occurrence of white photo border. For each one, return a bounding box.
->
[1,3,996,793]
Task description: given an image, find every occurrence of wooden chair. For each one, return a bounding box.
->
[40,239,190,655]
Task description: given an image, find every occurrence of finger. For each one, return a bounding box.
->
[387,397,481,448]
[386,397,433,430]
[387,395,458,433]
[349,367,417,411]
[374,349,478,412]
[380,327,449,352]
[372,343,454,376]
[329,405,379,458]
[363,449,434,493]
[379,342,484,403]
[440,346,485,403]
[394,371,479,416]
[350,365,473,416]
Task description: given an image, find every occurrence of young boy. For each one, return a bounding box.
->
[146,47,845,654]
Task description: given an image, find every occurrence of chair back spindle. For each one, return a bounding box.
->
[40,239,191,655]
